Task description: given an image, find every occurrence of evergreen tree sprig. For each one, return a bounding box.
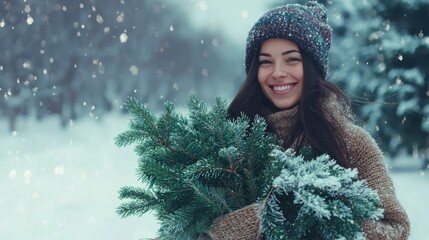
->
[259,149,384,240]
[116,96,384,239]
[115,95,277,239]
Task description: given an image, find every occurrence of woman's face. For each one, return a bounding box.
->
[258,38,304,110]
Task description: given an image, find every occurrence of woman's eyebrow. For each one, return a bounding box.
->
[282,49,300,55]
[259,49,300,57]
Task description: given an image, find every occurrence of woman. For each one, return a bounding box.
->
[204,1,410,239]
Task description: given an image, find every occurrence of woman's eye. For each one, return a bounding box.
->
[259,60,271,65]
[287,57,300,62]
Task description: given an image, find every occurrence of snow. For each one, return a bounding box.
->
[0,114,158,240]
[394,172,429,239]
[1,113,428,240]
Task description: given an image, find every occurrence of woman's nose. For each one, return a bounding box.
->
[272,63,288,79]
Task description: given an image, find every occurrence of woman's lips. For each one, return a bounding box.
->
[271,83,296,94]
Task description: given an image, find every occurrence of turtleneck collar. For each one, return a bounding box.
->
[265,104,299,143]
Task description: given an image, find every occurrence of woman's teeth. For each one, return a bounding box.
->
[273,85,292,91]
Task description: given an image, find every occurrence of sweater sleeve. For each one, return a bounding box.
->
[344,124,410,240]
[207,204,261,240]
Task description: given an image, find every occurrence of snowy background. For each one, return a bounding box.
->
[1,0,428,239]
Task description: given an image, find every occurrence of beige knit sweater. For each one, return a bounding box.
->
[205,97,410,240]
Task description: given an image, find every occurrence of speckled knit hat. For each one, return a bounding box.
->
[245,1,332,78]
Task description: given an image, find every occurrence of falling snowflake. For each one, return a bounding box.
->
[24,5,31,13]
[23,61,31,69]
[54,165,65,175]
[211,38,219,47]
[129,65,138,75]
[396,77,403,85]
[120,32,128,43]
[26,15,34,25]
[202,67,208,77]
[116,12,124,23]
[23,170,32,184]
[96,14,104,24]
[173,82,179,90]
[9,168,17,179]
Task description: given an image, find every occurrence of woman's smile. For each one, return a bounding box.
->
[271,83,297,94]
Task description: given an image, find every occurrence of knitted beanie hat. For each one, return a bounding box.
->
[245,1,332,78]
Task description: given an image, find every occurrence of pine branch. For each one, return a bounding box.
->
[186,180,232,214]
[116,186,159,218]
[117,200,155,218]
[125,97,159,136]
[120,97,179,152]
[260,149,383,239]
[116,95,383,239]
[158,206,200,240]
[137,160,188,189]
[118,186,154,200]
[114,129,146,147]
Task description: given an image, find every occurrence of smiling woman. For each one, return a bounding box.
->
[205,1,411,239]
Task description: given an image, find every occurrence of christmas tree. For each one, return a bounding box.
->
[115,96,383,239]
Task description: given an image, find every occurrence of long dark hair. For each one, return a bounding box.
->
[227,50,352,167]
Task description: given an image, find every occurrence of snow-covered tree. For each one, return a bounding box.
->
[327,0,429,160]
[0,0,239,131]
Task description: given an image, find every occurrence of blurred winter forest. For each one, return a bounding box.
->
[1,0,428,165]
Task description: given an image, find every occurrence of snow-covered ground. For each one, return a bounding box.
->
[1,113,428,240]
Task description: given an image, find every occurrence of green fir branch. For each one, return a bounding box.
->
[114,129,146,147]
[124,97,159,136]
[260,149,383,239]
[116,96,383,239]
[186,180,232,214]
[136,156,186,190]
